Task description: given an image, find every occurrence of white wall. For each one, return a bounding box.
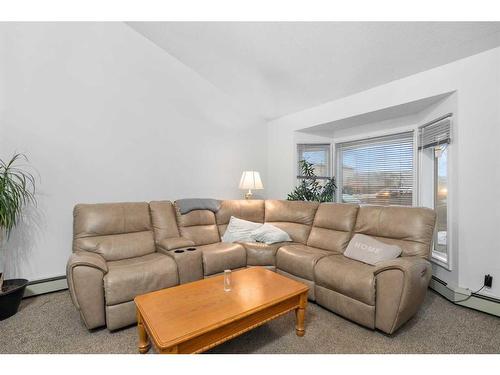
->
[328,114,419,140]
[267,47,500,298]
[0,23,267,281]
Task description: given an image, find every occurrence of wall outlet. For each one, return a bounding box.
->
[484,274,493,288]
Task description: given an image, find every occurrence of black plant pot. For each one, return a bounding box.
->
[0,278,28,320]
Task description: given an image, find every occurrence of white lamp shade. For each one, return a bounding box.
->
[239,171,263,190]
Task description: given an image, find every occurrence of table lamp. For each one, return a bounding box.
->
[239,171,263,199]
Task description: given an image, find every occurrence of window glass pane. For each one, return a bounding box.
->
[297,144,330,178]
[337,132,414,206]
[435,146,448,254]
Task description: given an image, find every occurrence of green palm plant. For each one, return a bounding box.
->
[0,153,37,291]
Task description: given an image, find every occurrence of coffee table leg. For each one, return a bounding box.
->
[295,291,307,337]
[137,310,151,354]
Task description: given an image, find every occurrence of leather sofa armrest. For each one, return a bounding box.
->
[373,257,432,334]
[67,251,108,273]
[66,251,108,330]
[374,256,430,276]
[156,237,195,252]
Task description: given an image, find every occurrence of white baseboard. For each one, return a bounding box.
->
[429,277,500,317]
[23,276,68,298]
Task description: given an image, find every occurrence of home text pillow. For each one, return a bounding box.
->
[344,234,402,266]
[250,223,292,245]
[221,216,262,243]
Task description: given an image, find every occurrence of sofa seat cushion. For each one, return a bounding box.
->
[315,255,376,305]
[276,244,334,281]
[104,253,178,306]
[199,242,247,276]
[241,241,298,266]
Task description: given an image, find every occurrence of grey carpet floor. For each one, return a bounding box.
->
[1,289,499,354]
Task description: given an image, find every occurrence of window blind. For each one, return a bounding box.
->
[418,115,452,150]
[337,131,414,206]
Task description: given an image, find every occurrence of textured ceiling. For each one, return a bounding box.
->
[128,22,500,120]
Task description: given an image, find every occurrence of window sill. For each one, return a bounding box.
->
[431,250,452,271]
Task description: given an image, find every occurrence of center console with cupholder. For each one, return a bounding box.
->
[168,247,204,284]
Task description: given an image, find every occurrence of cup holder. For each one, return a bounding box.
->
[170,247,203,284]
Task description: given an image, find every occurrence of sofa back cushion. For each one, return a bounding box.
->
[149,201,180,242]
[354,205,436,258]
[216,200,265,236]
[264,200,319,244]
[307,203,359,252]
[73,202,155,261]
[175,204,220,246]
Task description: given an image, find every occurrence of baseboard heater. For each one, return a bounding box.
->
[23,276,68,298]
[429,276,500,317]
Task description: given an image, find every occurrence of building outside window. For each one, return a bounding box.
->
[336,131,414,206]
[296,144,331,185]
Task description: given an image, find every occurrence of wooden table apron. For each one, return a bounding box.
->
[135,289,308,354]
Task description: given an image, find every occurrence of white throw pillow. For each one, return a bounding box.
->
[221,216,262,243]
[344,234,402,266]
[250,223,292,245]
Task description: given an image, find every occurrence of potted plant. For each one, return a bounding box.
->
[0,153,37,320]
[287,159,337,202]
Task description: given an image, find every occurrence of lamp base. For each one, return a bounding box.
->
[244,190,253,200]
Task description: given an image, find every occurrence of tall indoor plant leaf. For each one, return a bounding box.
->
[0,153,37,291]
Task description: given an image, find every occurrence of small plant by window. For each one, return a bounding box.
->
[287,160,337,202]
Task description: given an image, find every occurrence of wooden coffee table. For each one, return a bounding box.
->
[134,267,309,354]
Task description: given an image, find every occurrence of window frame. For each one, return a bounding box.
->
[417,115,454,270]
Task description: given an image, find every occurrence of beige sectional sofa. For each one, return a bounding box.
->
[67,199,436,334]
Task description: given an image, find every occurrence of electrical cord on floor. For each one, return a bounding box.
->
[454,285,486,303]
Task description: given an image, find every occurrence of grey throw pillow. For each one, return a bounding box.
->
[344,234,402,265]
[250,223,292,244]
